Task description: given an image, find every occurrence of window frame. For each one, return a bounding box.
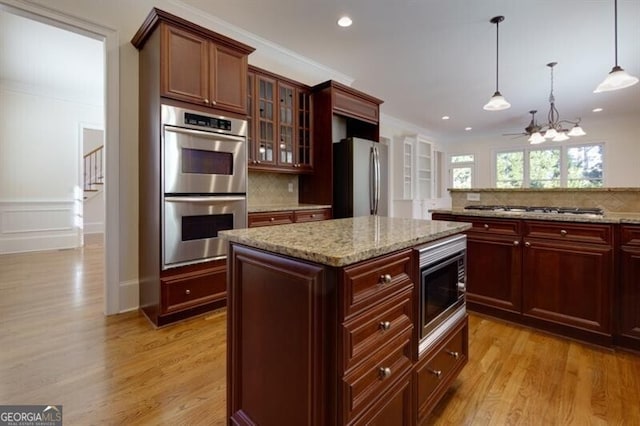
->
[449,153,476,189]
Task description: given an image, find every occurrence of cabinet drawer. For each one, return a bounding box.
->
[343,330,413,422]
[333,90,379,123]
[343,250,413,319]
[343,290,413,372]
[525,221,612,245]
[247,211,294,227]
[464,217,521,236]
[622,225,640,246]
[161,265,226,313]
[416,317,468,421]
[293,208,332,223]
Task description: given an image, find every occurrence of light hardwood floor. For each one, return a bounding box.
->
[1,242,639,425]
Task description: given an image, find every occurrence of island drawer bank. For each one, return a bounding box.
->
[221,217,471,425]
[432,210,640,351]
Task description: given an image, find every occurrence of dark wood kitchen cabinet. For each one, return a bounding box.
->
[132,9,254,326]
[432,213,616,346]
[521,221,614,344]
[299,80,383,206]
[247,67,313,173]
[132,8,254,116]
[618,225,640,350]
[247,208,331,227]
[227,244,423,425]
[463,217,523,314]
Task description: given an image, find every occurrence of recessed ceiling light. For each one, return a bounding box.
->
[465,127,472,131]
[442,116,450,120]
[592,107,603,112]
[337,16,352,27]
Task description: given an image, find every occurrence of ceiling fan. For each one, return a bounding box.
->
[502,110,542,138]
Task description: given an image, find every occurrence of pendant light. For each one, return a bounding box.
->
[594,0,639,93]
[542,62,586,141]
[483,16,511,111]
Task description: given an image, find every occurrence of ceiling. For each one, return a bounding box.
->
[181,0,640,142]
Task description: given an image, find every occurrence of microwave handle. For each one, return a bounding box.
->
[164,125,246,143]
[165,196,246,203]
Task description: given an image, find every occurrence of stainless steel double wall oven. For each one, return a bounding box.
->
[161,104,247,269]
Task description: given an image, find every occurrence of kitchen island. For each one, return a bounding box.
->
[221,216,471,425]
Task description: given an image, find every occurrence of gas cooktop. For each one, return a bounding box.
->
[464,205,604,216]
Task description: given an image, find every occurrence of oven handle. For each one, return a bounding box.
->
[164,125,246,143]
[165,196,246,203]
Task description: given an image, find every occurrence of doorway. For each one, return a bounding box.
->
[0,0,119,314]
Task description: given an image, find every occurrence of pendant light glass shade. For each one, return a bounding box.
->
[544,128,558,139]
[528,132,545,144]
[567,124,586,137]
[484,91,511,111]
[484,16,510,111]
[594,0,639,93]
[552,132,569,142]
[594,66,639,93]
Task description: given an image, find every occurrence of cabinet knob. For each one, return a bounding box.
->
[379,274,392,285]
[445,349,460,359]
[310,214,315,218]
[514,240,520,246]
[525,241,531,247]
[484,224,489,229]
[560,229,568,236]
[379,321,391,331]
[204,99,209,104]
[378,367,392,380]
[270,217,275,221]
[427,367,442,378]
[185,289,191,295]
[211,100,216,105]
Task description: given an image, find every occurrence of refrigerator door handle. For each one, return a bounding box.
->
[369,147,375,214]
[373,146,380,215]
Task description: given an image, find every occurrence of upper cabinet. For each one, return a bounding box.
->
[247,66,312,173]
[132,8,254,116]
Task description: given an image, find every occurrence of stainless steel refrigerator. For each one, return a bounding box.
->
[333,137,388,218]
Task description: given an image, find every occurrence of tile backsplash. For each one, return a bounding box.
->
[450,188,640,213]
[248,172,298,205]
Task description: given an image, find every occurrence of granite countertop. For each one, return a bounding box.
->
[430,209,640,224]
[248,203,332,213]
[220,216,471,267]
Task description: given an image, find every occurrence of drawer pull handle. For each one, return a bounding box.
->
[513,240,519,246]
[270,217,275,221]
[204,98,209,104]
[379,321,391,331]
[525,241,531,247]
[484,224,489,229]
[378,367,392,380]
[311,214,315,218]
[185,289,191,295]
[560,229,567,236]
[379,274,392,285]
[446,350,460,359]
[427,368,442,378]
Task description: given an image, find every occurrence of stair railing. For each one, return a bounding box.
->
[83,145,104,192]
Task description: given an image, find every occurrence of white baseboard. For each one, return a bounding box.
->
[0,234,78,254]
[119,279,139,313]
[84,221,104,234]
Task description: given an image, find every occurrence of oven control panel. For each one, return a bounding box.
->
[184,112,232,131]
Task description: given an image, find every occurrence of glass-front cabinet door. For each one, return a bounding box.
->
[297,89,312,171]
[278,82,295,167]
[257,75,276,165]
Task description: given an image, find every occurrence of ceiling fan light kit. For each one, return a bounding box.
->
[594,0,639,93]
[483,16,511,111]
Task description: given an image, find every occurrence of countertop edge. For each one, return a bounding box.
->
[430,209,640,224]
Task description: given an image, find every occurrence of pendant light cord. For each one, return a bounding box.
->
[614,0,619,66]
[495,20,500,91]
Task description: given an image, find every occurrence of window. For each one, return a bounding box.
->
[529,148,560,188]
[496,151,524,188]
[567,144,603,187]
[494,143,603,188]
[450,154,474,189]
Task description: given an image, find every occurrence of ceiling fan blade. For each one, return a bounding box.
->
[502,132,527,136]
